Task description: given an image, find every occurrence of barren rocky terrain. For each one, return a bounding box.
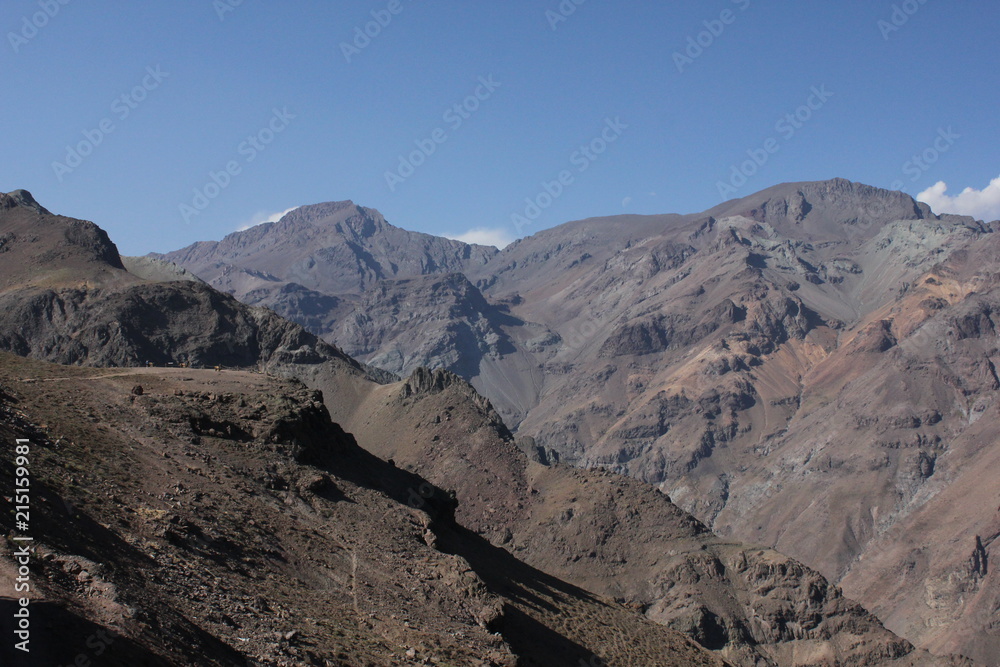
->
[0,186,993,665]
[154,179,1000,663]
[339,367,967,667]
[0,354,727,666]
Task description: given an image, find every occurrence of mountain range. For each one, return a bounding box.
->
[154,178,1000,664]
[0,182,996,665]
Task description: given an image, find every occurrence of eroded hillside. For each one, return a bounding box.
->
[0,354,725,666]
[154,179,1000,663]
[3,185,994,664]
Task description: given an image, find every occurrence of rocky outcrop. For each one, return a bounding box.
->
[0,190,126,289]
[0,188,51,214]
[0,281,358,370]
[17,181,1000,661]
[342,366,968,666]
[0,354,722,667]
[121,256,207,284]
[336,272,520,381]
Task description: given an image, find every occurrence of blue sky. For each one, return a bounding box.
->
[1,0,998,255]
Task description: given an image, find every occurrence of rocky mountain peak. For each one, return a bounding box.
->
[401,366,466,397]
[285,199,357,222]
[0,196,127,286]
[275,200,387,238]
[0,182,989,665]
[0,188,51,215]
[708,178,933,235]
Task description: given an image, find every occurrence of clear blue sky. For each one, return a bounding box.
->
[2,0,998,255]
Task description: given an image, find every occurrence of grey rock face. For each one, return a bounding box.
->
[0,183,987,665]
[1,188,51,215]
[146,179,1000,660]
[121,256,207,284]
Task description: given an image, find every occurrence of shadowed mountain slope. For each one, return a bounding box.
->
[0,189,972,664]
[0,354,729,667]
[339,366,969,667]
[153,178,1000,662]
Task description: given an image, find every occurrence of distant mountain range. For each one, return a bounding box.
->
[153,178,1000,663]
[0,183,994,664]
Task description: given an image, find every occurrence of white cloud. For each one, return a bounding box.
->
[237,206,299,231]
[445,227,515,249]
[917,175,1000,222]
[622,196,633,208]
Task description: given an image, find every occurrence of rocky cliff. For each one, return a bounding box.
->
[1,189,975,664]
[155,178,1000,662]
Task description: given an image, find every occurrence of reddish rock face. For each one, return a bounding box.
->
[158,179,998,662]
[1,183,993,664]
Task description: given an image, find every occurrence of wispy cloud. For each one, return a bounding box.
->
[917,175,1000,222]
[237,206,299,231]
[445,226,515,249]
